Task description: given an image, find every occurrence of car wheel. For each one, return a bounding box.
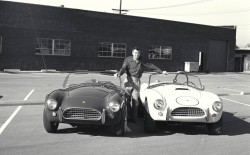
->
[207,116,223,135]
[112,106,127,136]
[137,98,144,118]
[144,110,157,133]
[43,110,59,133]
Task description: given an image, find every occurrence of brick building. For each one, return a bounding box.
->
[0,1,236,72]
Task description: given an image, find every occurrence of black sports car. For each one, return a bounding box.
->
[43,71,127,136]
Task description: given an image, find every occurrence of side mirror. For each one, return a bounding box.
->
[202,86,205,90]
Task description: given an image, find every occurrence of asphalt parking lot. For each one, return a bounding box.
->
[0,71,250,155]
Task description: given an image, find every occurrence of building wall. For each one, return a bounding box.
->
[235,49,250,72]
[243,56,250,72]
[0,1,236,72]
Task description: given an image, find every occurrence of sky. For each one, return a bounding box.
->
[4,0,250,47]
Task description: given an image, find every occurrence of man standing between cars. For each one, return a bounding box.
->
[114,47,167,122]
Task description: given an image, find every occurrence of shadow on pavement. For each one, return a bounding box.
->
[54,111,250,137]
[221,111,250,136]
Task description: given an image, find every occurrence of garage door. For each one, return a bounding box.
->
[208,40,228,72]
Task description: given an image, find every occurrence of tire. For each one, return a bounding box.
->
[207,116,223,135]
[144,109,157,133]
[112,106,127,136]
[43,110,59,133]
[137,98,144,118]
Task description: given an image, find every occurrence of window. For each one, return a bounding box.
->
[0,36,2,53]
[148,45,172,60]
[98,42,126,58]
[35,38,71,56]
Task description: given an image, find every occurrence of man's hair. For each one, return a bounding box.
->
[132,47,141,52]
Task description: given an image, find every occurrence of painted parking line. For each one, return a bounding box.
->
[0,89,35,135]
[220,87,243,93]
[221,97,250,107]
[23,90,35,100]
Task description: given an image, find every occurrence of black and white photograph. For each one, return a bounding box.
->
[0,0,250,154]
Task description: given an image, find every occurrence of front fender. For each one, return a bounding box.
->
[45,89,66,110]
[141,89,168,120]
[201,91,223,123]
[43,107,61,123]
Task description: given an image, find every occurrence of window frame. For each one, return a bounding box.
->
[148,45,172,60]
[98,42,127,58]
[35,38,71,56]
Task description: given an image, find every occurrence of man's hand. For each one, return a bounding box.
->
[114,73,120,77]
[162,71,168,75]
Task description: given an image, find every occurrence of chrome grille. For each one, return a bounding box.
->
[171,107,205,117]
[63,108,101,120]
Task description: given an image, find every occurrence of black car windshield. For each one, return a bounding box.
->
[148,72,203,90]
[62,72,121,90]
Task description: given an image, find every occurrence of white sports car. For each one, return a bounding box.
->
[140,72,223,135]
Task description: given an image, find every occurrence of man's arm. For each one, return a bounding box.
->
[144,63,163,74]
[117,58,128,76]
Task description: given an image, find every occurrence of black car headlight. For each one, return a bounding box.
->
[212,101,223,112]
[47,99,58,110]
[153,99,166,110]
[108,101,121,112]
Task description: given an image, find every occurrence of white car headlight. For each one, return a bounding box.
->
[109,101,121,112]
[153,99,166,110]
[212,101,223,112]
[47,99,58,110]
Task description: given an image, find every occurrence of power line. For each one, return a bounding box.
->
[130,8,250,16]
[112,0,212,15]
[237,24,250,30]
[237,24,250,26]
[127,0,212,11]
[26,2,48,70]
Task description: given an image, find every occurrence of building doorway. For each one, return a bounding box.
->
[208,40,228,72]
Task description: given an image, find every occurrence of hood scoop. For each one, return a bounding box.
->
[175,88,189,91]
[176,96,199,106]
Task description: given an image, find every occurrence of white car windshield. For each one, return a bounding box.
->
[147,72,203,90]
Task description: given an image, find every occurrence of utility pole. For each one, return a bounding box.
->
[112,0,128,14]
[119,0,122,14]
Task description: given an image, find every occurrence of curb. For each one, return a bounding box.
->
[1,69,59,73]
